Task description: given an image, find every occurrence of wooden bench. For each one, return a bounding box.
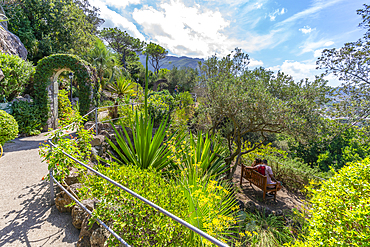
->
[240,164,279,200]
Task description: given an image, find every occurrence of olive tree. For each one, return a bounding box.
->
[199,50,329,178]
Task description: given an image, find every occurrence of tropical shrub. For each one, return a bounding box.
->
[293,158,370,246]
[79,162,191,246]
[11,101,42,136]
[0,110,19,145]
[0,53,35,101]
[148,90,175,127]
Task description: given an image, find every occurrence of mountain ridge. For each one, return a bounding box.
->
[139,55,204,71]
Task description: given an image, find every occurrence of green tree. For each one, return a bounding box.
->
[166,66,198,93]
[3,0,103,63]
[317,4,370,123]
[198,50,329,178]
[289,120,370,172]
[100,27,144,69]
[84,38,117,89]
[143,42,168,75]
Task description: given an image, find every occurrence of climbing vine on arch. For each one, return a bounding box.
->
[33,54,98,126]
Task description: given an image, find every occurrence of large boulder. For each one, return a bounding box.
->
[0,68,4,81]
[0,21,27,60]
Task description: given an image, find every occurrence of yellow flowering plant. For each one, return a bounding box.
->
[166,131,239,245]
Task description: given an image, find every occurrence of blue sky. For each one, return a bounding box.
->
[89,0,366,86]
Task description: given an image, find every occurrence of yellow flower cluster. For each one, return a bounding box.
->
[190,181,236,245]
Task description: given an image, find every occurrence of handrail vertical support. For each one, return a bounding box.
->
[49,143,55,206]
[95,107,98,135]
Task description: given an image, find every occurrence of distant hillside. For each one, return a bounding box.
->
[139,55,204,71]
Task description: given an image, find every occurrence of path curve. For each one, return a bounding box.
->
[0,133,79,247]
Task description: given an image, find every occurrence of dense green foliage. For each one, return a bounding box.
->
[84,39,117,89]
[57,89,74,127]
[3,0,103,63]
[107,114,178,171]
[165,66,198,92]
[148,90,175,126]
[11,101,42,136]
[294,158,370,246]
[0,53,34,101]
[80,163,191,246]
[236,211,300,246]
[0,110,18,145]
[289,124,370,172]
[33,54,97,126]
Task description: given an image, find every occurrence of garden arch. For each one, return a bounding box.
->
[34,54,98,130]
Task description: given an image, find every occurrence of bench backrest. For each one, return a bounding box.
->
[241,164,267,190]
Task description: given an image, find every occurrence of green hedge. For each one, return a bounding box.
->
[33,54,97,126]
[0,53,34,101]
[11,101,42,136]
[0,110,19,145]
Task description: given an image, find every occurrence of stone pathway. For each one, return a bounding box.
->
[0,133,79,247]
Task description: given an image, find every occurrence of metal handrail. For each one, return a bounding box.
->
[50,171,131,246]
[53,102,142,135]
[48,139,229,247]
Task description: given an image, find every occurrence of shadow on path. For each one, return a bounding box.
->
[0,180,79,246]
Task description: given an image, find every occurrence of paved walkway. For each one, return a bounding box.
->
[0,133,79,247]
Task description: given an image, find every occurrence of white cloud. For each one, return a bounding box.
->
[299,25,316,34]
[268,59,341,86]
[300,39,335,54]
[104,0,140,10]
[268,60,317,81]
[89,0,145,40]
[249,58,264,67]
[133,1,233,57]
[314,49,323,57]
[269,8,287,21]
[276,0,344,27]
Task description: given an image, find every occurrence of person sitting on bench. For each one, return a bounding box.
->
[245,159,282,197]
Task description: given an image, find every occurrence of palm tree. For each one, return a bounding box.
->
[85,39,116,90]
[107,76,135,119]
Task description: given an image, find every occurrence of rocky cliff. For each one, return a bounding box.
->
[0,12,27,60]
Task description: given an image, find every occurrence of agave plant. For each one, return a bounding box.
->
[106,76,135,119]
[106,113,182,171]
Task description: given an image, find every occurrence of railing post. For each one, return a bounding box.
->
[95,107,98,135]
[49,143,54,206]
[131,103,134,112]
